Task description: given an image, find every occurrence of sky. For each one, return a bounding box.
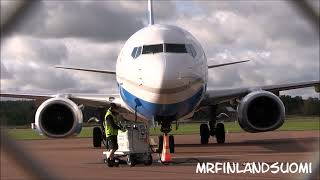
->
[1,0,319,99]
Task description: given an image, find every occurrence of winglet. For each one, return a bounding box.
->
[148,0,154,25]
[208,60,250,69]
[55,66,116,75]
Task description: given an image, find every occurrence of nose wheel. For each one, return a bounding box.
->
[158,134,175,153]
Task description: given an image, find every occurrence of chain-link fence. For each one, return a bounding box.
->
[0,1,319,179]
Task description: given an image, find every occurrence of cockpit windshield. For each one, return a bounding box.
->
[165,44,187,53]
[131,43,196,58]
[142,44,163,54]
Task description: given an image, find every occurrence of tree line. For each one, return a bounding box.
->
[0,101,100,127]
[280,95,319,116]
[0,95,319,126]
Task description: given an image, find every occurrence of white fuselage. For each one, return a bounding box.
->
[116,24,208,121]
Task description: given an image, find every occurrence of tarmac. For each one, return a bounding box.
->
[1,131,319,180]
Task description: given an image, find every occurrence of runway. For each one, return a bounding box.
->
[1,131,319,180]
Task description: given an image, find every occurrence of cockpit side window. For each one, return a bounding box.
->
[142,44,163,54]
[131,47,138,58]
[131,46,142,59]
[186,44,197,58]
[135,46,142,58]
[165,44,187,53]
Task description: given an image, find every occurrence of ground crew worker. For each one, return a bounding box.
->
[103,103,124,165]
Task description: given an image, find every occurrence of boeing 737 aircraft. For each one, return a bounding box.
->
[1,0,319,153]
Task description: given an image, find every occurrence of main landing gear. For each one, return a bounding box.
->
[200,106,225,144]
[93,127,103,147]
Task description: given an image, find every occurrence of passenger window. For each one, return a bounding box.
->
[131,47,138,58]
[142,44,163,54]
[135,46,142,58]
[165,44,187,53]
[186,44,197,57]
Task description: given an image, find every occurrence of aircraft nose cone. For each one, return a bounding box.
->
[119,53,205,120]
[162,54,195,88]
[139,53,196,90]
[138,54,166,89]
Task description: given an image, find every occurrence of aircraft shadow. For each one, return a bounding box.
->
[175,137,319,153]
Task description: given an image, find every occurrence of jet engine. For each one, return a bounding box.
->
[34,97,83,138]
[237,90,285,133]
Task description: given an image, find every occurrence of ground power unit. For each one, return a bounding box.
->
[103,120,153,167]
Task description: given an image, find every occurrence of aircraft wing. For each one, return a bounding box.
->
[55,66,116,75]
[202,80,320,105]
[69,93,121,107]
[0,92,121,108]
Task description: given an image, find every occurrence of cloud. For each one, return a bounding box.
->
[12,1,176,42]
[2,35,66,61]
[1,35,119,93]
[0,61,12,79]
[1,1,319,98]
[172,1,319,93]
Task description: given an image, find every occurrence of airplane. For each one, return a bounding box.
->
[1,0,319,154]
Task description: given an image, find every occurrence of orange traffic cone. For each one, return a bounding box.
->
[161,134,172,163]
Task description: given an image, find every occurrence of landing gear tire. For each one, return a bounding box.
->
[158,135,174,153]
[93,127,102,147]
[200,124,209,144]
[144,154,153,166]
[169,135,175,153]
[215,123,225,144]
[127,155,136,167]
[158,135,163,153]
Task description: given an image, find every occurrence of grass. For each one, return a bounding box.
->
[5,129,47,140]
[6,116,319,140]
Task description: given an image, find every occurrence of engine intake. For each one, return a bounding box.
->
[237,91,285,132]
[35,97,83,138]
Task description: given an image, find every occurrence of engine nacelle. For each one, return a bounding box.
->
[35,97,83,138]
[237,90,285,133]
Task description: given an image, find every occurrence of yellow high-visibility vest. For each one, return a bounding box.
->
[103,108,118,137]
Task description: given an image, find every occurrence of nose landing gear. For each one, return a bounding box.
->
[156,119,175,164]
[158,134,174,153]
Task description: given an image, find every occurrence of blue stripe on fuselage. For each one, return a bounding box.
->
[119,86,204,120]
